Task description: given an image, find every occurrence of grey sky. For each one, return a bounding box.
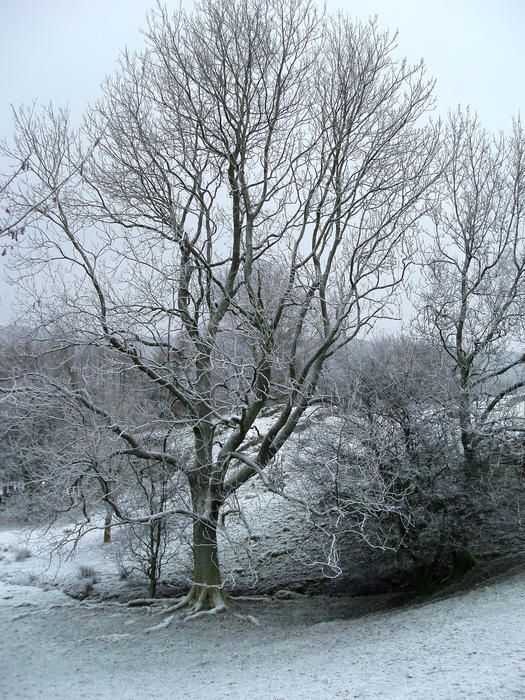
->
[1,0,524,323]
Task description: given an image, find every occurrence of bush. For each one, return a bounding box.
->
[289,337,482,590]
[77,565,97,581]
[13,546,32,561]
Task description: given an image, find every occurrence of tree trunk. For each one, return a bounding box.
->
[180,418,230,613]
[183,515,229,611]
[458,385,483,479]
[148,520,162,598]
[103,512,112,543]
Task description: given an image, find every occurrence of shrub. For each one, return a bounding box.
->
[13,546,31,561]
[77,565,97,581]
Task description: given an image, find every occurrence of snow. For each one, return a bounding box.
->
[1,524,525,698]
[0,523,127,595]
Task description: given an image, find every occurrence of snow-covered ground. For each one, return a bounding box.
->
[1,522,525,699]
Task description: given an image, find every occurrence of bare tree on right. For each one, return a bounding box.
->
[418,108,525,493]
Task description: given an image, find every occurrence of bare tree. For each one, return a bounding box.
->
[0,160,29,254]
[3,0,439,615]
[113,458,190,598]
[417,109,525,480]
[0,105,96,254]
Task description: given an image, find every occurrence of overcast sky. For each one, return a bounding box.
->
[1,0,524,323]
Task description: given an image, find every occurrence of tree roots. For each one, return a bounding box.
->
[125,584,270,630]
[162,584,230,620]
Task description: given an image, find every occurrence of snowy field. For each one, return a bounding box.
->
[1,523,525,699]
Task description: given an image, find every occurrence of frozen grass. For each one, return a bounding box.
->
[1,509,525,698]
[1,567,524,698]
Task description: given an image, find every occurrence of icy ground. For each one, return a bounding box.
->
[1,527,525,699]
